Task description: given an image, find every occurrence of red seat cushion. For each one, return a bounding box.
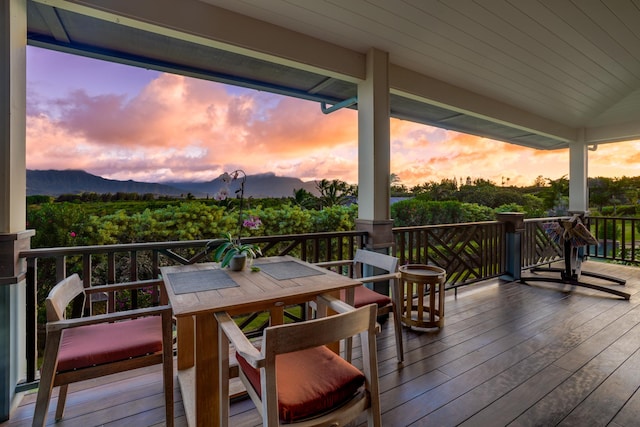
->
[237,346,365,423]
[57,316,162,372]
[341,286,391,308]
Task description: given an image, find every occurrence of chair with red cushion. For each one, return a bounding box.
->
[216,296,381,426]
[32,274,174,427]
[317,249,404,362]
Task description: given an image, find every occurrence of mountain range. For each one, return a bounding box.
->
[26,169,319,198]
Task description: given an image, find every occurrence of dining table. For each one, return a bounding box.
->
[161,255,361,427]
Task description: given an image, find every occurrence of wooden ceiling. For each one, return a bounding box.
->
[27,0,640,150]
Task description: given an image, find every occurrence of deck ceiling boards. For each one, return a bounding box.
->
[26,3,352,104]
[26,0,640,150]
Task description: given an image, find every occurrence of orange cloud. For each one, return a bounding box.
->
[27,73,362,183]
[26,70,640,188]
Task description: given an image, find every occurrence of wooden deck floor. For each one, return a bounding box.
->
[6,261,640,426]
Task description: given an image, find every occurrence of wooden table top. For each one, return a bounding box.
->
[399,264,447,282]
[161,256,362,317]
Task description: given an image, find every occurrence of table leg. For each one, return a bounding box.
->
[344,288,355,307]
[195,313,220,427]
[417,283,424,322]
[438,281,445,327]
[270,305,284,326]
[218,320,230,427]
[325,288,354,358]
[176,316,194,370]
[401,279,409,320]
[429,282,436,324]
[342,288,355,358]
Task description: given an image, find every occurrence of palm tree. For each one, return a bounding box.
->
[315,179,357,207]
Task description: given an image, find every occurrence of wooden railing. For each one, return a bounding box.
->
[586,216,640,264]
[522,217,565,269]
[392,221,506,289]
[19,231,367,388]
[522,215,640,267]
[21,215,636,391]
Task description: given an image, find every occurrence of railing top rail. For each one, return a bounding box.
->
[19,239,212,259]
[392,220,501,232]
[524,215,639,224]
[19,230,368,259]
[239,230,366,243]
[524,216,569,223]
[587,215,639,220]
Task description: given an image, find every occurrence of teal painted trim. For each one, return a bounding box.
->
[0,285,10,422]
[321,97,357,114]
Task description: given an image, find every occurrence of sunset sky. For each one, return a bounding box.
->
[26,46,640,188]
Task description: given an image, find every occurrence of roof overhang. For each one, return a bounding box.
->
[26,0,640,150]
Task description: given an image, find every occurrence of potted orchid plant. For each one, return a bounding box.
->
[207,170,262,270]
[212,231,261,270]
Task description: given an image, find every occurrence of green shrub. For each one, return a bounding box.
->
[242,204,314,237]
[597,220,622,240]
[391,199,495,227]
[27,195,53,205]
[616,205,638,216]
[86,202,236,244]
[460,203,495,222]
[312,205,358,232]
[601,206,615,216]
[27,202,90,248]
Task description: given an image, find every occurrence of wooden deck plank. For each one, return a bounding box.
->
[610,386,640,427]
[433,304,632,425]
[6,261,640,427]
[509,309,640,426]
[378,287,593,424]
[556,328,640,426]
[380,265,640,426]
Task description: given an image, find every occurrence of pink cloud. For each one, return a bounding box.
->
[26,65,640,188]
[27,73,361,182]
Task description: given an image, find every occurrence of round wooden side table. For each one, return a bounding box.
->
[399,264,447,329]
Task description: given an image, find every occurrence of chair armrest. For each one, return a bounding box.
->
[84,279,164,294]
[316,294,356,314]
[361,272,401,283]
[314,259,354,268]
[215,312,263,368]
[317,295,380,335]
[86,279,169,305]
[46,305,172,333]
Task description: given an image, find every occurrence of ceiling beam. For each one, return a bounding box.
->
[34,0,614,151]
[389,63,577,145]
[33,2,69,43]
[586,120,640,145]
[32,0,365,82]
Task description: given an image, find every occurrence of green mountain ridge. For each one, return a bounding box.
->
[27,169,318,198]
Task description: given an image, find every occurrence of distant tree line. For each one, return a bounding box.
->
[392,174,640,218]
[25,174,640,314]
[54,192,175,202]
[26,174,640,252]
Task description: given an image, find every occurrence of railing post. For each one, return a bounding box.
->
[25,258,36,385]
[0,230,34,420]
[497,212,525,281]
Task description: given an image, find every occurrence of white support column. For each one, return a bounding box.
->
[355,48,393,249]
[0,0,29,421]
[569,129,589,214]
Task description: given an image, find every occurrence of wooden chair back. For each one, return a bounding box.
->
[315,249,405,363]
[353,249,399,279]
[264,300,376,354]
[45,274,85,322]
[32,274,174,427]
[217,299,382,426]
[354,249,404,362]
